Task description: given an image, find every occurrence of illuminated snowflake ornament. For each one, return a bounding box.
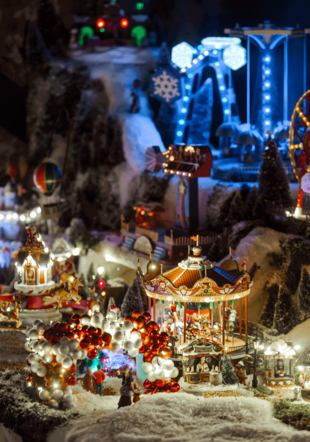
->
[171,42,195,68]
[150,67,181,104]
[223,44,247,71]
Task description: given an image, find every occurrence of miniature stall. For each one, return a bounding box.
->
[182,338,223,385]
[295,352,310,398]
[264,340,296,388]
[139,241,257,385]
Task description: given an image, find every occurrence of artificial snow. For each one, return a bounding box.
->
[48,392,310,442]
[179,377,254,397]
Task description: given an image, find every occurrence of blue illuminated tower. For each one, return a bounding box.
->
[225,22,308,135]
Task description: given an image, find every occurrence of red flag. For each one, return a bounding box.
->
[191,236,198,241]
[241,262,245,267]
[231,248,235,253]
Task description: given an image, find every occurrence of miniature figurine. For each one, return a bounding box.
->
[235,361,246,385]
[43,275,83,308]
[118,377,132,408]
[93,365,105,396]
[196,358,204,373]
[83,367,96,392]
[133,382,141,403]
[117,368,133,385]
[25,225,43,249]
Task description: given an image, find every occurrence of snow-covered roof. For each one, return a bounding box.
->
[264,339,296,358]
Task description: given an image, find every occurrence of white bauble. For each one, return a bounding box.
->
[79,349,87,359]
[109,321,117,331]
[48,399,59,409]
[43,354,53,364]
[37,323,46,334]
[123,340,133,351]
[28,329,38,339]
[162,359,174,371]
[52,344,61,355]
[123,321,133,332]
[37,366,47,377]
[102,320,110,331]
[25,326,32,336]
[131,331,141,341]
[152,356,163,368]
[25,342,32,352]
[28,353,39,364]
[81,315,90,326]
[33,319,43,328]
[30,362,39,373]
[107,311,117,321]
[155,369,164,380]
[56,354,65,364]
[41,342,52,353]
[110,342,121,353]
[59,344,70,355]
[91,316,101,327]
[60,337,70,345]
[147,372,157,382]
[113,331,124,342]
[71,349,82,360]
[142,362,153,374]
[170,367,179,378]
[128,348,139,357]
[118,318,124,325]
[52,389,64,401]
[114,326,122,333]
[32,341,41,352]
[69,339,79,350]
[39,389,50,401]
[62,356,73,369]
[133,339,142,349]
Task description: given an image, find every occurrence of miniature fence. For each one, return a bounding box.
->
[135,226,159,242]
[164,236,216,246]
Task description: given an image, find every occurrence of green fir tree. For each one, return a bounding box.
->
[245,185,258,220]
[260,284,279,329]
[299,268,310,319]
[227,191,245,226]
[222,356,239,385]
[274,284,295,334]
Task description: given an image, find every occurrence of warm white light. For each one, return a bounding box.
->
[298,366,304,371]
[44,247,49,253]
[13,213,18,220]
[97,266,104,275]
[72,247,80,256]
[30,211,36,219]
[36,207,41,213]
[7,214,12,220]
[20,215,26,222]
[294,345,301,350]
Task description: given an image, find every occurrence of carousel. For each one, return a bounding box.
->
[138,240,257,356]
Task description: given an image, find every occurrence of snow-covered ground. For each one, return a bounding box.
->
[48,393,310,442]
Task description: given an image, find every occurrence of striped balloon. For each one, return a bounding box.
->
[33,161,62,196]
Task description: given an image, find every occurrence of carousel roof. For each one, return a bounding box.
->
[139,247,256,303]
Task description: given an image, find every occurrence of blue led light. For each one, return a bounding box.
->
[220,86,225,91]
[215,62,220,66]
[222,97,227,103]
[217,74,223,79]
[188,74,193,78]
[181,108,187,113]
[213,50,218,55]
[185,85,191,90]
[265,94,270,100]
[179,119,185,125]
[265,107,270,113]
[264,81,270,88]
[193,49,198,54]
[264,120,270,125]
[224,109,230,114]
[265,56,271,63]
[198,45,202,50]
[183,96,189,101]
[265,69,271,75]
[177,131,183,136]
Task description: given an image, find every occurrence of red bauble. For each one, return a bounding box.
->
[146,321,159,333]
[142,334,151,346]
[136,316,146,329]
[144,390,152,395]
[143,380,152,389]
[139,345,147,354]
[159,346,172,359]
[26,358,31,367]
[81,325,89,331]
[132,309,143,319]
[71,314,81,322]
[96,328,103,337]
[67,331,74,339]
[143,351,153,362]
[67,375,77,386]
[88,326,96,334]
[160,332,170,343]
[171,383,180,393]
[156,379,166,388]
[150,330,159,338]
[150,344,160,354]
[124,315,134,323]
[80,338,90,349]
[91,336,102,347]
[65,364,76,374]
[88,349,98,360]
[143,312,152,321]
[101,332,112,348]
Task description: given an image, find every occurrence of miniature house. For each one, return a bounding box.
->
[15,250,53,295]
[264,339,296,387]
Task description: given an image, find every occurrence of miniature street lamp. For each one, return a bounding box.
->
[252,335,260,388]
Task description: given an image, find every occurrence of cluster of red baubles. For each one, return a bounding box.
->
[124,310,180,394]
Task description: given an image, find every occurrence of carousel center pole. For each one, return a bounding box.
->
[153,298,156,322]
[239,298,242,340]
[183,302,187,344]
[245,295,248,353]
[222,301,226,346]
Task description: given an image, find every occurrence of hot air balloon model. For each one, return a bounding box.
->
[33,161,62,220]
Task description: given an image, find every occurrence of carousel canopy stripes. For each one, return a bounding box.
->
[163,267,202,288]
[207,267,239,287]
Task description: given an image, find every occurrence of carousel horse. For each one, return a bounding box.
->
[43,276,83,308]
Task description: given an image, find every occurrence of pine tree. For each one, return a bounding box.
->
[260,284,279,328]
[240,184,251,204]
[245,185,258,220]
[274,284,295,334]
[227,191,245,225]
[222,356,239,385]
[87,263,95,284]
[219,191,236,227]
[258,139,292,207]
[121,277,144,318]
[209,235,225,262]
[206,184,227,228]
[252,194,265,220]
[299,269,310,318]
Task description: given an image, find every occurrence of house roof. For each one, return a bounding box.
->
[17,251,50,268]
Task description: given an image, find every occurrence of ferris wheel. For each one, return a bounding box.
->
[289,89,310,217]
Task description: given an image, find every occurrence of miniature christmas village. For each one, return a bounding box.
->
[2,1,310,441]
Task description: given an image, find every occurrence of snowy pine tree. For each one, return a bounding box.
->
[222,356,239,385]
[219,191,236,227]
[245,185,258,220]
[274,284,295,334]
[299,268,310,319]
[252,194,265,220]
[227,191,245,225]
[258,139,292,207]
[260,284,279,329]
[121,277,144,318]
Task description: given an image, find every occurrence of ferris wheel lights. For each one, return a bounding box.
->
[198,55,203,60]
[215,62,220,66]
[177,131,183,136]
[183,97,189,102]
[224,110,230,115]
[193,59,198,64]
[181,108,187,113]
[217,74,223,79]
[204,51,209,56]
[180,68,186,73]
[222,97,227,103]
[220,86,225,91]
[185,85,191,90]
